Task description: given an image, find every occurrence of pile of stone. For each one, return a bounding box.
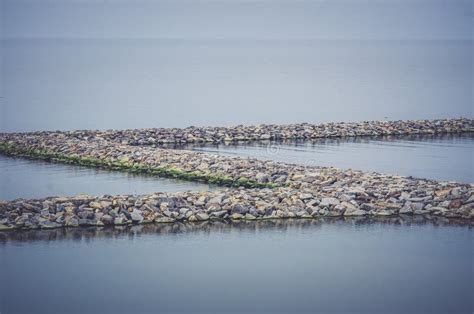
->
[1,183,473,230]
[3,118,473,144]
[0,118,473,230]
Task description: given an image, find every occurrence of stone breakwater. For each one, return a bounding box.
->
[5,118,472,145]
[0,118,473,229]
[1,187,473,231]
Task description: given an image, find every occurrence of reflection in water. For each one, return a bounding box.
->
[174,133,474,183]
[1,218,471,314]
[0,156,217,200]
[0,216,471,244]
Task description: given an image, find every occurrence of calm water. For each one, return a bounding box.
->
[179,134,474,183]
[0,219,472,314]
[0,156,216,201]
[1,38,472,132]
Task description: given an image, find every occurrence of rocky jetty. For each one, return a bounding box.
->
[0,118,473,230]
[4,118,472,145]
[1,186,473,231]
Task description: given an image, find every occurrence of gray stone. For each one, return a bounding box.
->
[0,224,14,231]
[232,204,248,215]
[320,197,340,207]
[114,217,126,225]
[244,213,256,220]
[39,220,60,229]
[256,172,270,183]
[130,210,144,223]
[101,214,114,225]
[195,212,209,221]
[208,195,224,206]
[375,210,395,216]
[300,193,313,200]
[210,210,227,218]
[230,213,243,220]
[65,217,79,227]
[343,202,366,216]
[179,208,191,215]
[155,217,175,223]
[248,207,259,217]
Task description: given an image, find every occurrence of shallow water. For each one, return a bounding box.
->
[0,156,216,201]
[0,219,472,314]
[178,133,474,183]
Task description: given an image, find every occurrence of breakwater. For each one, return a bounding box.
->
[1,186,473,231]
[0,118,473,229]
[5,118,472,144]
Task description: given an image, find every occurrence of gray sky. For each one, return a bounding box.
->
[0,0,472,131]
[2,0,473,40]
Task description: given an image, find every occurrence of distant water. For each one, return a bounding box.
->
[1,38,472,132]
[0,219,471,314]
[179,133,474,183]
[0,156,216,200]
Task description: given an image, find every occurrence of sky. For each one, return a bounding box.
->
[2,0,472,40]
[0,0,472,131]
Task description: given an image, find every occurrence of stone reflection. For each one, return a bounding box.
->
[1,215,470,244]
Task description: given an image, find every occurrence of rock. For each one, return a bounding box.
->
[159,202,170,211]
[399,203,413,214]
[296,211,310,218]
[300,193,313,200]
[206,204,222,212]
[89,201,102,209]
[155,217,175,223]
[195,212,209,221]
[244,213,256,220]
[451,187,462,197]
[101,214,114,225]
[320,197,340,207]
[429,207,448,214]
[265,207,273,216]
[130,210,144,223]
[0,224,14,231]
[232,204,248,215]
[39,220,60,229]
[255,173,270,183]
[179,208,191,215]
[114,217,126,225]
[360,203,376,211]
[65,217,79,227]
[375,210,395,216]
[449,200,462,209]
[210,210,227,218]
[411,202,425,211]
[207,195,224,206]
[343,203,366,216]
[248,207,259,217]
[230,213,243,220]
[195,196,207,206]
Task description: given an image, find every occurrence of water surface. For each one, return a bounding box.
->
[2,38,472,132]
[179,134,474,183]
[0,219,472,314]
[0,156,216,201]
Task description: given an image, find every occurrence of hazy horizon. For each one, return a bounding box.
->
[1,0,472,131]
